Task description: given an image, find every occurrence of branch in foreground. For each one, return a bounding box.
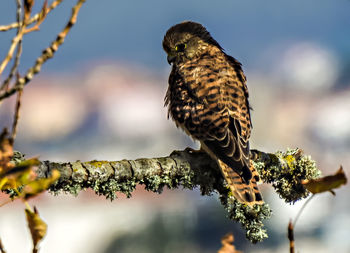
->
[0,0,63,32]
[15,148,320,243]
[0,0,86,101]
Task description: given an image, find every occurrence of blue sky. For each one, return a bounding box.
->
[1,0,349,73]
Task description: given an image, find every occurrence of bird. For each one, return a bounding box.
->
[162,21,263,205]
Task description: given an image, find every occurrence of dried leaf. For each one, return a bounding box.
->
[25,206,47,252]
[0,158,39,191]
[0,128,14,175]
[218,233,242,253]
[302,166,347,194]
[21,169,60,199]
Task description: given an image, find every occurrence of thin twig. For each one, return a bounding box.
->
[10,86,23,142]
[0,0,23,92]
[0,0,87,102]
[0,41,22,92]
[288,221,294,253]
[23,1,48,34]
[15,0,22,27]
[0,238,6,253]
[0,198,13,208]
[0,31,24,76]
[293,194,315,226]
[288,194,315,253]
[0,0,25,77]
[0,0,63,32]
[0,0,49,77]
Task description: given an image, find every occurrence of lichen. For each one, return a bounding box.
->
[255,148,321,203]
[222,195,271,243]
[86,160,109,168]
[51,181,83,197]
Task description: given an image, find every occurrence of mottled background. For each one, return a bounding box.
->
[0,0,349,252]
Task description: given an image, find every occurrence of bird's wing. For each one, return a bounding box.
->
[201,56,253,182]
[203,115,252,182]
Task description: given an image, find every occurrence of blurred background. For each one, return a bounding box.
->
[0,0,350,252]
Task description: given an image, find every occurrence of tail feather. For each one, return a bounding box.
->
[218,160,263,205]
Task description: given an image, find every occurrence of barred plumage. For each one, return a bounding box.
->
[163,21,263,205]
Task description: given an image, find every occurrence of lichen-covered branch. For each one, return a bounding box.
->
[251,148,320,203]
[13,147,320,243]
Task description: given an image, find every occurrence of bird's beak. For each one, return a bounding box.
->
[167,54,176,65]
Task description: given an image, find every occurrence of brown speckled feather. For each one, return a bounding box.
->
[163,21,263,205]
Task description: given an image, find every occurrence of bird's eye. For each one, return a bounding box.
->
[175,43,186,52]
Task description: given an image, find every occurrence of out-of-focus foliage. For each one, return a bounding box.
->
[302,166,347,195]
[25,206,47,253]
[0,129,14,176]
[0,128,59,201]
[21,169,60,200]
[287,166,347,253]
[218,233,242,253]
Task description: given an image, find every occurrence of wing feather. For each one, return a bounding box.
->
[203,116,252,182]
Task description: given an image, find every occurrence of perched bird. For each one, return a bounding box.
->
[162,21,263,205]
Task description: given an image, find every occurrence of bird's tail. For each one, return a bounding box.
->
[218,159,263,205]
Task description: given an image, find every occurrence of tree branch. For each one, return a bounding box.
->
[0,0,86,101]
[0,0,63,32]
[13,147,320,243]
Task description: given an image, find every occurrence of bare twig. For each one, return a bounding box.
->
[23,0,35,22]
[10,86,23,141]
[286,195,314,253]
[0,41,22,92]
[0,0,25,77]
[0,0,86,101]
[287,168,347,252]
[293,194,315,226]
[288,221,295,253]
[0,31,24,76]
[0,198,13,208]
[15,0,23,27]
[0,0,49,77]
[23,1,48,34]
[0,238,6,253]
[0,0,23,92]
[0,0,63,32]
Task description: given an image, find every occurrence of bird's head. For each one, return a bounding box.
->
[162,21,222,65]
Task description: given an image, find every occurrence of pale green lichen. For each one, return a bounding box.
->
[218,188,272,243]
[86,160,109,168]
[255,148,321,203]
[49,156,197,202]
[12,150,26,164]
[90,178,136,200]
